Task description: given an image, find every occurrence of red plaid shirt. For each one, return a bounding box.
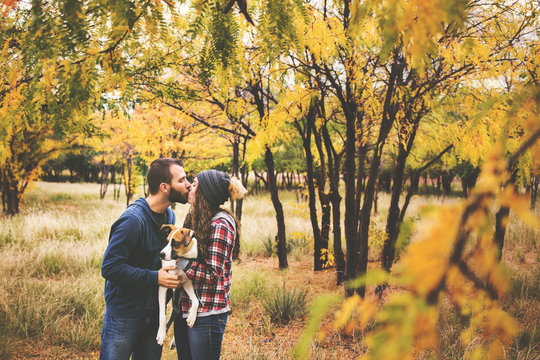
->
[180,212,236,317]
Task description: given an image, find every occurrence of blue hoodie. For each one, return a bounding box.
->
[101,198,176,318]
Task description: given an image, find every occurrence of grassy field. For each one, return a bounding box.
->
[0,182,538,359]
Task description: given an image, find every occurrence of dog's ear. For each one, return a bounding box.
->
[160,224,175,237]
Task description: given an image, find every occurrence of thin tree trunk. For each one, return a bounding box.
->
[100,163,109,199]
[530,176,538,209]
[231,139,240,215]
[294,105,323,271]
[265,146,288,269]
[344,108,359,294]
[314,126,331,270]
[355,146,367,235]
[357,52,403,297]
[320,100,345,284]
[494,170,518,260]
[382,117,420,270]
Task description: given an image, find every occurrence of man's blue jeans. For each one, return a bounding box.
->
[174,312,228,360]
[99,311,163,360]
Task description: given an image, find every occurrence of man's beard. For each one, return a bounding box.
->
[168,187,188,204]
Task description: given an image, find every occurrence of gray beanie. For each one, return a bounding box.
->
[196,170,231,207]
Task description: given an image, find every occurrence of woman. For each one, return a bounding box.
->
[174,169,247,360]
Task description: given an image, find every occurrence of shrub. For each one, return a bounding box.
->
[287,232,311,255]
[263,282,307,324]
[231,272,274,310]
[263,236,275,257]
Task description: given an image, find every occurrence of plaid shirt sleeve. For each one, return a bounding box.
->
[184,218,235,284]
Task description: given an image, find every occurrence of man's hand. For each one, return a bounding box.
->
[158,265,181,289]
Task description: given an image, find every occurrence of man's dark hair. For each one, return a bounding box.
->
[147,158,184,195]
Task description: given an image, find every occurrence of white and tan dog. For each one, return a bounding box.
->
[156,225,199,347]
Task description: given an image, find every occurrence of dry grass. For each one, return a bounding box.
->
[0,181,537,360]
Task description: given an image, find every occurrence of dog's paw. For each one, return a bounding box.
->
[169,337,176,350]
[156,329,166,346]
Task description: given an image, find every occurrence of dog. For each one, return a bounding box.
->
[156,225,199,347]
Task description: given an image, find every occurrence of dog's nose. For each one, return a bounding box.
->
[160,252,165,259]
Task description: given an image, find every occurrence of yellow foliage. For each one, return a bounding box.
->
[319,249,335,269]
[333,294,377,334]
[297,98,538,358]
[400,205,458,296]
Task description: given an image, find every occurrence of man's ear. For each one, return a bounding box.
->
[160,182,169,194]
[160,224,175,237]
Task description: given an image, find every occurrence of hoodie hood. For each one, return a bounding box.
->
[129,197,174,227]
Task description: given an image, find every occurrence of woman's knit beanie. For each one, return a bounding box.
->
[196,170,232,207]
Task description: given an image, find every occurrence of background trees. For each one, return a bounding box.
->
[1,0,539,358]
[0,0,178,214]
[3,0,537,275]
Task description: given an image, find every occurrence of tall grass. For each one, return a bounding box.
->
[0,181,537,359]
[0,182,125,359]
[0,182,316,358]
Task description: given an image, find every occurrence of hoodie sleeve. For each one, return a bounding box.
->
[101,215,158,287]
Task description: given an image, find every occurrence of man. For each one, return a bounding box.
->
[100,158,191,360]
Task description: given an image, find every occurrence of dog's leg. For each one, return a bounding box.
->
[183,280,199,328]
[156,286,168,345]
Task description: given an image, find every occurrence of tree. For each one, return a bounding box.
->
[0,0,176,214]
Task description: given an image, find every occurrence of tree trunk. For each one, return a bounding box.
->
[343,108,359,294]
[4,186,19,215]
[494,170,518,260]
[442,170,454,196]
[1,166,21,215]
[355,146,367,234]
[382,117,420,271]
[314,127,331,271]
[235,199,244,222]
[100,163,110,199]
[373,172,379,215]
[124,156,133,207]
[265,146,288,269]
[1,183,5,213]
[324,136,345,284]
[320,100,345,284]
[494,207,510,260]
[300,121,322,270]
[231,139,240,215]
[382,143,408,270]
[530,176,538,209]
[356,53,403,297]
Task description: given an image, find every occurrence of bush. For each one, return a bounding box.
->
[263,282,307,324]
[263,236,275,257]
[231,272,274,311]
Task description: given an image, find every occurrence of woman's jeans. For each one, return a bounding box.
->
[99,311,163,360]
[174,312,228,360]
